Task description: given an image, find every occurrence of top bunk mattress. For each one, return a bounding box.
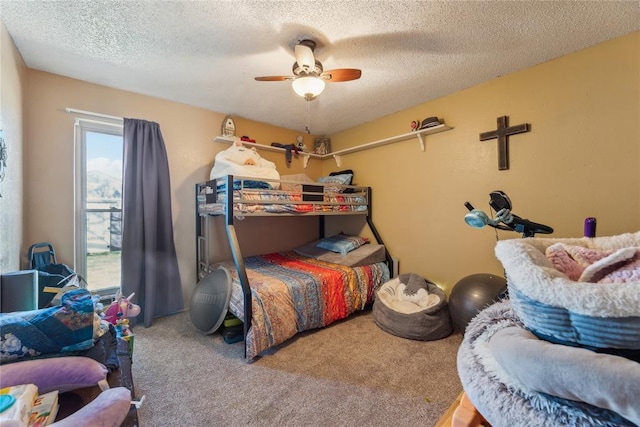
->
[197,175,369,216]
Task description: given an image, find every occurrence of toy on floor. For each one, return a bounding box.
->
[102,292,140,325]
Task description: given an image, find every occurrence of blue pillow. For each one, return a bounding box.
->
[317,174,353,193]
[316,233,368,256]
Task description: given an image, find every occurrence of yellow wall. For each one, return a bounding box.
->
[329,32,640,292]
[0,22,27,272]
[5,28,639,304]
[23,71,322,304]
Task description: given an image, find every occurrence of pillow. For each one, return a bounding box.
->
[329,170,355,193]
[0,356,108,394]
[316,233,368,256]
[329,170,354,182]
[52,387,132,427]
[317,174,353,193]
[294,241,386,267]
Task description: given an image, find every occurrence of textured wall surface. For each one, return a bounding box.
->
[24,70,322,306]
[329,32,640,293]
[0,22,27,273]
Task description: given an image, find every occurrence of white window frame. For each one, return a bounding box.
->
[73,118,124,290]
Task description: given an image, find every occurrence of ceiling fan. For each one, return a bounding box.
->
[254,39,362,101]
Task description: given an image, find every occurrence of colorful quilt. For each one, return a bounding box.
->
[208,190,367,214]
[0,289,95,364]
[218,252,389,359]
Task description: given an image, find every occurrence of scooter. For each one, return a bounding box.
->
[464,190,553,238]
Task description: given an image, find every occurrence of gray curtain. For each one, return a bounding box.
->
[121,118,183,327]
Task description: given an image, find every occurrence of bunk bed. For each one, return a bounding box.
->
[195,175,393,359]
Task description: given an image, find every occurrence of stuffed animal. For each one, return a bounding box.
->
[296,135,308,152]
[102,292,141,325]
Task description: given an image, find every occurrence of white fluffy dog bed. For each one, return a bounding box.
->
[457,301,638,427]
[494,231,640,351]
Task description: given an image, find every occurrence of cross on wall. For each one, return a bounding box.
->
[479,116,530,170]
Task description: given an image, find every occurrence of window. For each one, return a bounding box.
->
[74,119,123,294]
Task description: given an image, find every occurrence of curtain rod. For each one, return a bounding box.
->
[65,107,123,122]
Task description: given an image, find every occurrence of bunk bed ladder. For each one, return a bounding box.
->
[224,175,253,359]
[365,187,394,274]
[195,183,210,279]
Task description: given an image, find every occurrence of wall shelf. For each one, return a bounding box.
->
[213,135,321,168]
[212,124,452,168]
[328,124,452,166]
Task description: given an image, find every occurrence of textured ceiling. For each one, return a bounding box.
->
[1,1,639,135]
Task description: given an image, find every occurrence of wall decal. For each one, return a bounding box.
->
[480,116,530,170]
[221,115,236,137]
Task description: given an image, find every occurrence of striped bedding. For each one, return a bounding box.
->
[217,252,390,360]
[200,190,368,215]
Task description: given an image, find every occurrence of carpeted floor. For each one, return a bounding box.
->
[131,309,463,426]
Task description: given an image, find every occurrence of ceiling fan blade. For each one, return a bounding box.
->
[321,68,362,82]
[254,76,293,81]
[294,43,315,73]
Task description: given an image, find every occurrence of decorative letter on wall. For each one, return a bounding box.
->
[480,116,530,170]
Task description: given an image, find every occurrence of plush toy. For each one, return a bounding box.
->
[296,135,308,152]
[102,292,141,325]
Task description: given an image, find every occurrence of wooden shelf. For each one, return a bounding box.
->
[212,124,452,167]
[328,124,452,166]
[213,135,320,168]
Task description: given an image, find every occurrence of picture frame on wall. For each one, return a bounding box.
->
[314,137,331,155]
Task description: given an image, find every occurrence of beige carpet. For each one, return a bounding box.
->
[131,310,463,426]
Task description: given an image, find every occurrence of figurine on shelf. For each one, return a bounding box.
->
[296,135,308,152]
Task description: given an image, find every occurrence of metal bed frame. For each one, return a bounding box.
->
[195,174,392,357]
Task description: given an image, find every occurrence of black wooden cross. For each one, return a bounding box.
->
[480,116,530,170]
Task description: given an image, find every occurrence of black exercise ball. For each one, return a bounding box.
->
[449,273,507,333]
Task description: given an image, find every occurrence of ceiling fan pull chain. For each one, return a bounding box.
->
[305,100,311,134]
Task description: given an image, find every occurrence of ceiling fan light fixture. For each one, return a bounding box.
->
[292,75,325,100]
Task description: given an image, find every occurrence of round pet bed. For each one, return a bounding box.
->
[457,301,637,427]
[373,274,452,341]
[494,231,640,351]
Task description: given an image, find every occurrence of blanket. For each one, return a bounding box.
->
[546,243,640,283]
[219,252,389,360]
[0,289,95,364]
[210,143,280,188]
